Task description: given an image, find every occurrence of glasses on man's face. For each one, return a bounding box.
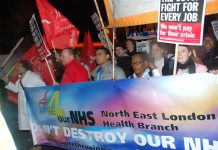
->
[131,60,144,66]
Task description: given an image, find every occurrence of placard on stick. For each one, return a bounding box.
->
[98,31,113,50]
[29,14,51,59]
[136,41,149,53]
[91,12,102,31]
[158,0,206,45]
[211,20,218,40]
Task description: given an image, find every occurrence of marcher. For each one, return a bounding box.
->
[129,52,161,78]
[55,48,88,84]
[1,60,45,150]
[91,47,126,80]
[177,45,208,74]
[150,42,174,76]
[202,33,218,71]
[125,39,137,57]
[115,44,133,77]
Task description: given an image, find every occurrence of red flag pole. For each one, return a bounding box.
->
[51,40,61,63]
[6,66,16,76]
[173,44,179,75]
[51,40,57,54]
[44,57,55,83]
[112,27,115,80]
[42,39,56,84]
[112,0,115,80]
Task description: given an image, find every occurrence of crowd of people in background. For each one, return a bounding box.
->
[75,32,218,82]
[3,32,214,87]
[51,32,218,84]
[0,31,218,150]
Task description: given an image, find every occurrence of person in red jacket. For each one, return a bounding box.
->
[55,48,88,84]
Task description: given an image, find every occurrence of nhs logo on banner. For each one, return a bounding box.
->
[38,90,65,116]
[37,90,95,126]
[38,90,49,114]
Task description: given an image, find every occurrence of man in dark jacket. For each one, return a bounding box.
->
[125,39,137,57]
[115,44,133,77]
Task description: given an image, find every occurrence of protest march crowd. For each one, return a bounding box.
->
[52,35,216,84]
[52,32,218,83]
[0,0,218,150]
[1,31,218,150]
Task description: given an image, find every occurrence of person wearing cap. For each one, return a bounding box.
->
[91,47,126,80]
[115,44,133,77]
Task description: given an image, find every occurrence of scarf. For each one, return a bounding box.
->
[177,58,196,74]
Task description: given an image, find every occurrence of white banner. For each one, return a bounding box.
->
[109,0,158,18]
[104,0,218,27]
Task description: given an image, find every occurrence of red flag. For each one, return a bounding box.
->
[81,31,96,71]
[7,45,56,104]
[36,0,80,49]
[20,45,55,85]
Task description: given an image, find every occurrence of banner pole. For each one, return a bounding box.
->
[173,44,179,75]
[112,0,115,80]
[6,66,16,76]
[112,27,115,80]
[93,0,113,57]
[51,40,57,54]
[0,37,24,70]
[44,58,55,84]
[41,44,56,84]
[51,40,60,63]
